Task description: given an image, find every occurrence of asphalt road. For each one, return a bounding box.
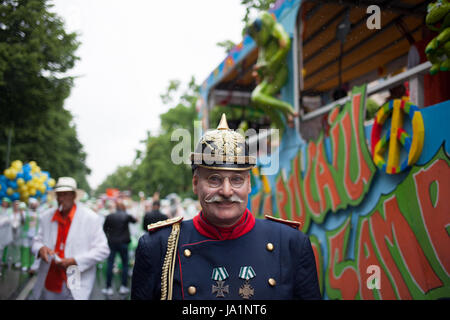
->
[0,261,132,300]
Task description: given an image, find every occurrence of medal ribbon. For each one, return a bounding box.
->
[239,266,256,280]
[211,267,229,281]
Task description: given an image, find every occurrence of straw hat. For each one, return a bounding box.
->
[49,177,85,201]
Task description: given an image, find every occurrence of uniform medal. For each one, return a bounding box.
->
[211,267,229,298]
[238,266,256,299]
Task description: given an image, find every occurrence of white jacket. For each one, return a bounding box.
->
[31,203,110,300]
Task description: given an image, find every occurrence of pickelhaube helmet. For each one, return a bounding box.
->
[191,114,256,171]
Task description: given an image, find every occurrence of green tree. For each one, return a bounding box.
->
[0,0,90,192]
[95,165,134,197]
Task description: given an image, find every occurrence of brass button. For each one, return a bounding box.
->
[268,278,276,287]
[266,243,274,251]
[184,249,191,257]
[188,286,197,295]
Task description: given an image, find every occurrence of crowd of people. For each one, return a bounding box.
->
[0,177,200,299]
[0,197,50,276]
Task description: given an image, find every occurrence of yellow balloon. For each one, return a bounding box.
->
[48,178,56,188]
[7,168,17,180]
[7,188,14,196]
[29,161,37,168]
[4,169,11,179]
[17,178,25,187]
[29,188,36,196]
[11,160,23,171]
[19,185,28,193]
[21,190,29,198]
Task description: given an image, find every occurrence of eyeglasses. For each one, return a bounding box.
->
[206,174,247,188]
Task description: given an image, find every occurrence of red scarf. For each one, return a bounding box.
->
[44,204,76,293]
[193,208,255,240]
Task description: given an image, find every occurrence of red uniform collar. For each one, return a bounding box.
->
[193,208,255,240]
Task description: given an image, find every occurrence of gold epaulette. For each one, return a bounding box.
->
[265,214,302,230]
[147,216,183,232]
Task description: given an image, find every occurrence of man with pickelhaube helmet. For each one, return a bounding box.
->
[131,114,321,300]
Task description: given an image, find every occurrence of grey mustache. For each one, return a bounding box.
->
[205,194,244,203]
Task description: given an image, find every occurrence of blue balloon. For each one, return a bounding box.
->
[11,192,20,201]
[7,180,18,189]
[24,172,32,182]
[16,172,24,180]
[0,175,7,183]
[23,163,31,172]
[36,190,42,197]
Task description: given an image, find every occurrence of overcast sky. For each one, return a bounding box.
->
[50,0,245,189]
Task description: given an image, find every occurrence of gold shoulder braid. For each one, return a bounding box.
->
[147,216,183,232]
[159,217,183,300]
[265,214,302,230]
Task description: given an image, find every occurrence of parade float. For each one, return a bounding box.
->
[197,0,450,299]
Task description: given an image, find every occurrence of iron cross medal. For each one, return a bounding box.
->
[212,280,229,298]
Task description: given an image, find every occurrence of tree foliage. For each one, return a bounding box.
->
[0,0,90,192]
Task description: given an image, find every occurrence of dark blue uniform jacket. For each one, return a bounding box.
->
[131,218,321,300]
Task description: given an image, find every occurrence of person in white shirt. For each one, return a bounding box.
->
[31,177,110,300]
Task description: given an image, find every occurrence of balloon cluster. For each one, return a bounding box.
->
[0,160,55,203]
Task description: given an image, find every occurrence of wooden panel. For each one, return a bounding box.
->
[304,10,398,77]
[310,28,422,92]
[302,3,342,42]
[304,16,422,90]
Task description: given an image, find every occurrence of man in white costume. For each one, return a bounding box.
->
[31,177,110,300]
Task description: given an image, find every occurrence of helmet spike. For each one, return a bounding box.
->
[217,113,230,130]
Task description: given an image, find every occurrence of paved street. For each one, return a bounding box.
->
[0,261,132,300]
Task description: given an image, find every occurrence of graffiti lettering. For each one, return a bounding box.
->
[414,159,450,276]
[325,217,359,300]
[272,86,376,228]
[323,150,450,300]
